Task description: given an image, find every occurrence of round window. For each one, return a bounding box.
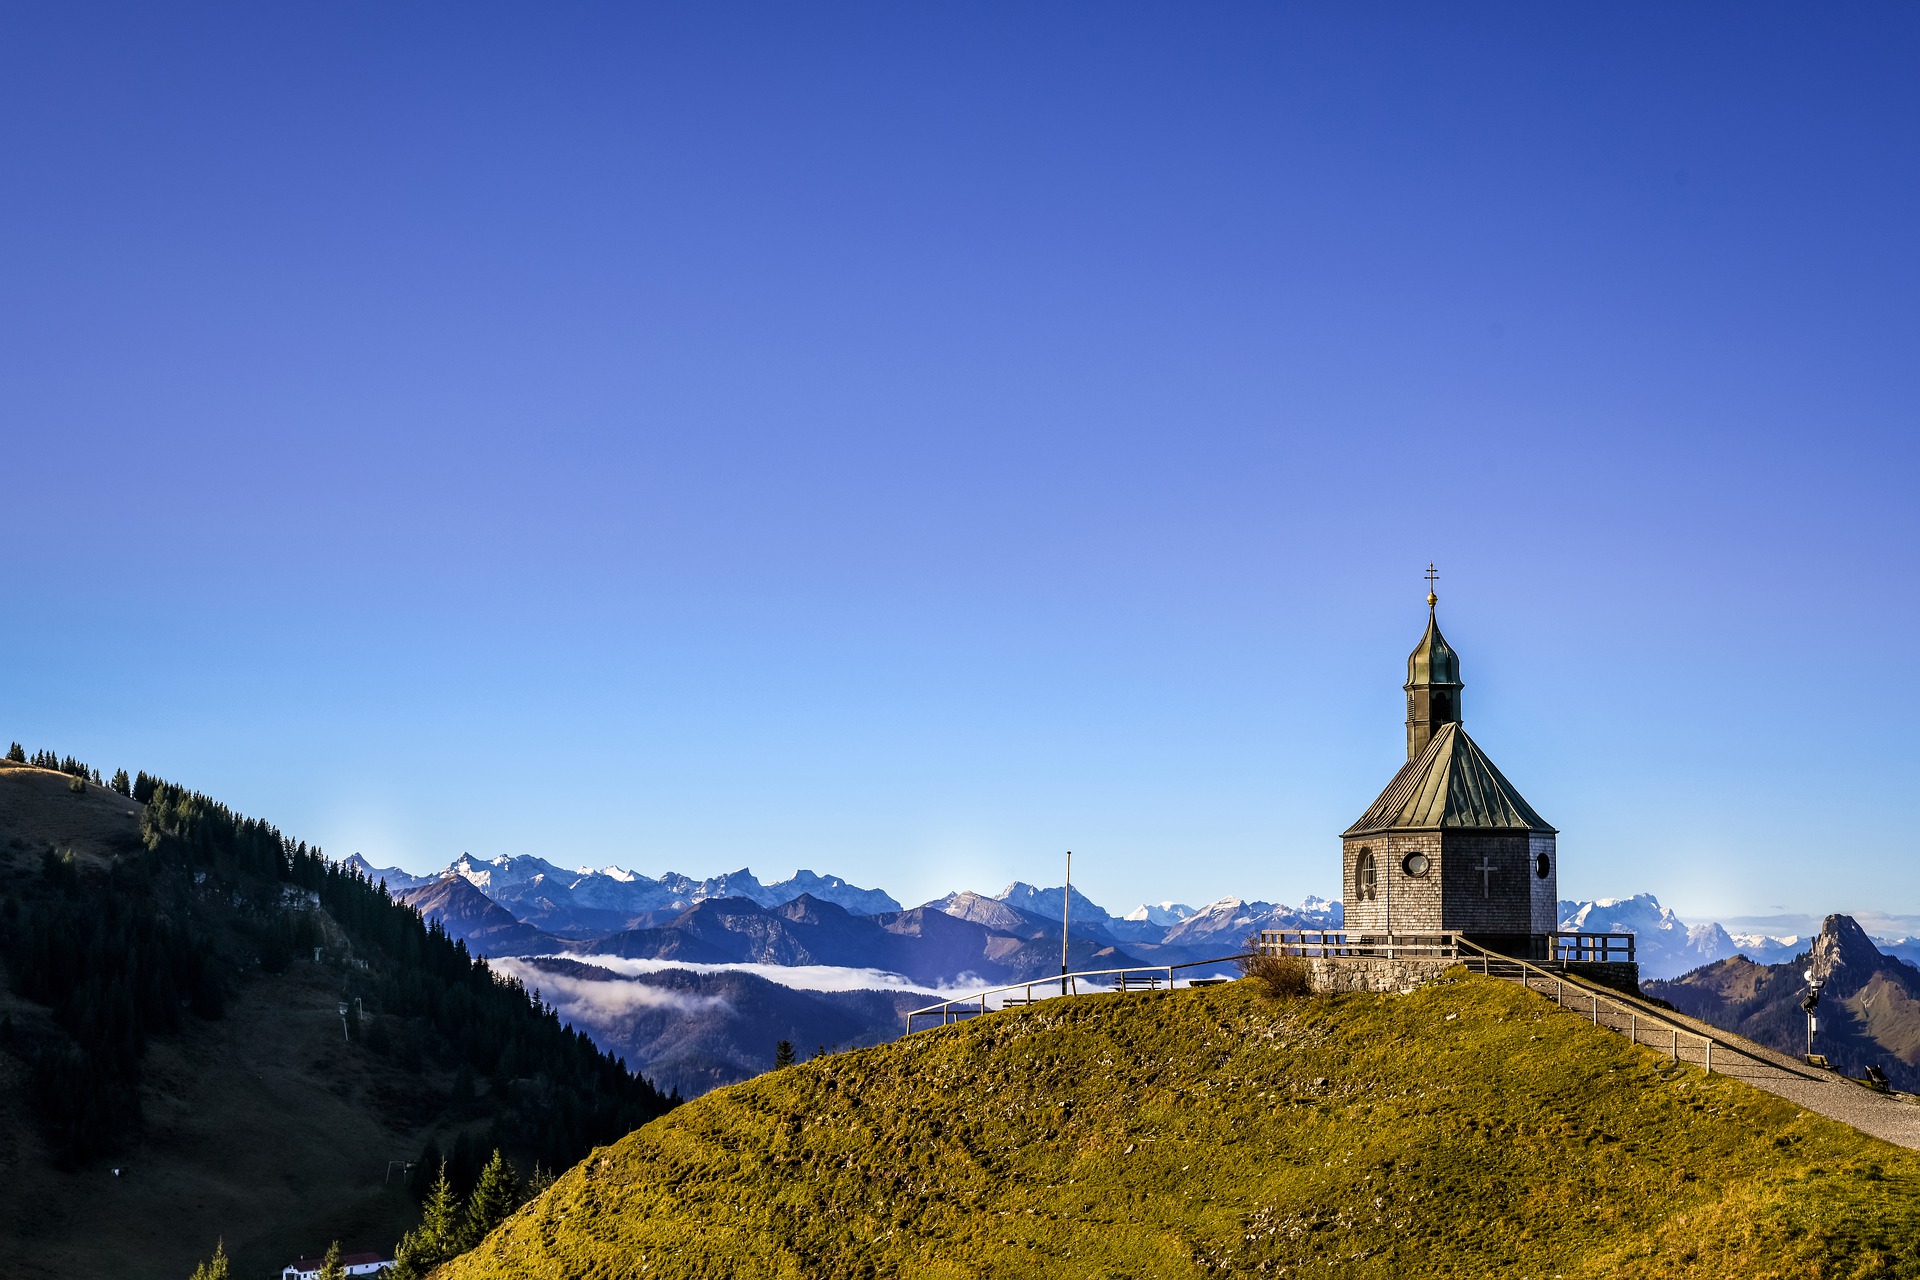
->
[1535,852,1551,879]
[1402,852,1431,878]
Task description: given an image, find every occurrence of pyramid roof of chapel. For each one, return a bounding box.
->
[1343,721,1555,838]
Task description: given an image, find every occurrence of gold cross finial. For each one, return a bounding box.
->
[1424,562,1438,610]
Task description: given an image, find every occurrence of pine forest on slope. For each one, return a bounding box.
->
[0,757,673,1280]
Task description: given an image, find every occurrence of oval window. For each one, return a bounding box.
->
[1535,852,1551,879]
[1356,849,1377,901]
[1402,852,1430,878]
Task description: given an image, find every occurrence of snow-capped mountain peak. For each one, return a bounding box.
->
[995,882,1116,925]
[1123,901,1196,926]
[1559,893,1747,979]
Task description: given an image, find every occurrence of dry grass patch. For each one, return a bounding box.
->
[1237,950,1312,999]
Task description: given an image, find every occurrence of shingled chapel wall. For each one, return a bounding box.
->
[1528,831,1558,935]
[1344,829,1557,948]
[1341,833,1443,935]
[1435,832,1537,936]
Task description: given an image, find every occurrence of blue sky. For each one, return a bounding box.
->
[2,5,1915,919]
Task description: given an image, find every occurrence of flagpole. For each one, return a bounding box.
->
[1061,850,1071,995]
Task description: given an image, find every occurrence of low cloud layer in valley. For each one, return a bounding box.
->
[491,958,736,1019]
[546,954,981,998]
[380,849,1920,1096]
[494,957,928,1099]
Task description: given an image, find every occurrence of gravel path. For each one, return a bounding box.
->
[1517,968,1920,1150]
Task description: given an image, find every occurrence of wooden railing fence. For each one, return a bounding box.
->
[1255,930,1460,959]
[903,958,1244,1033]
[1453,937,1713,1071]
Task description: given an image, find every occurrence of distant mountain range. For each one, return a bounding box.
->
[349,852,1344,969]
[1646,914,1920,1089]
[352,854,1920,984]
[1557,893,1920,980]
[350,851,1920,1095]
[346,853,1346,1094]
[344,853,902,936]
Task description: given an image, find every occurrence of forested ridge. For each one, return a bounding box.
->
[0,750,676,1273]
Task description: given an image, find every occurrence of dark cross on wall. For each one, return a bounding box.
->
[1474,855,1497,897]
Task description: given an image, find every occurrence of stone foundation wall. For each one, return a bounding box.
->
[1564,962,1641,995]
[1298,957,1643,996]
[1306,956,1458,994]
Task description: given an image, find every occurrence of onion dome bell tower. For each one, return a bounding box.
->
[1405,586,1463,761]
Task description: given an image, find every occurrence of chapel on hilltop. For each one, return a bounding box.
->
[1341,581,1559,960]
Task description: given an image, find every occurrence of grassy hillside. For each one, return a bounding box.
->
[447,971,1920,1279]
[0,759,671,1280]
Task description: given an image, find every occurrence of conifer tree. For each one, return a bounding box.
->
[110,768,130,796]
[463,1148,523,1247]
[387,1241,424,1280]
[187,1238,231,1280]
[774,1039,795,1068]
[391,1161,462,1279]
[526,1160,555,1199]
[316,1241,345,1280]
[5,743,23,763]
[420,1160,462,1251]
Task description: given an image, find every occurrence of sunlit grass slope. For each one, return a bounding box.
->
[445,972,1920,1279]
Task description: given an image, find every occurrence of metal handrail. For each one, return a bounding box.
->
[1454,938,1718,1073]
[903,956,1248,1034]
[1256,929,1461,960]
[905,937,1725,1076]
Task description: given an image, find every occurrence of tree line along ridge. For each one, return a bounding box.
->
[0,746,679,1266]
